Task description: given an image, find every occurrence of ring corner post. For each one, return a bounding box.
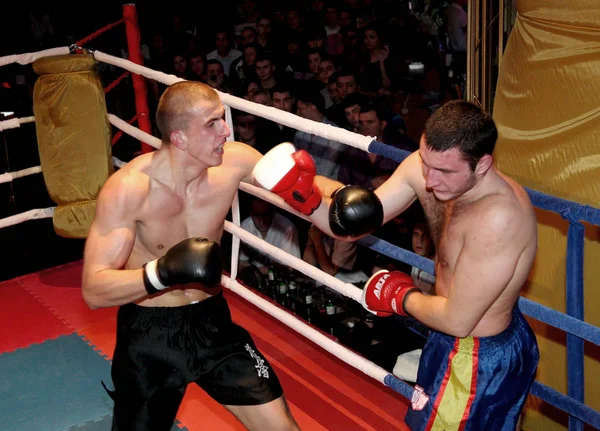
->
[122,3,154,154]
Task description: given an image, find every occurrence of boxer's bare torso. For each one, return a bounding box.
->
[82,139,261,309]
[124,145,256,306]
[376,149,537,337]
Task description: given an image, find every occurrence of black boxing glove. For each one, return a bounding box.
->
[329,185,384,237]
[143,237,223,295]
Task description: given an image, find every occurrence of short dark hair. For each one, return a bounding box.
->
[297,88,325,115]
[336,67,357,82]
[270,83,293,97]
[359,101,387,122]
[254,52,273,65]
[232,108,255,120]
[306,47,325,58]
[424,100,498,171]
[206,59,224,69]
[319,52,336,66]
[341,92,370,110]
[242,42,260,53]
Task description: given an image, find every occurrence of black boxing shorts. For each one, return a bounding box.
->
[107,291,283,430]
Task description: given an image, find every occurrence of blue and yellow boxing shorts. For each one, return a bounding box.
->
[405,307,539,431]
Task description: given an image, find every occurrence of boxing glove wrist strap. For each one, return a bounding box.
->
[399,287,420,317]
[143,259,168,295]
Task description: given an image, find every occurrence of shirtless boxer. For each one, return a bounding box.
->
[81,81,300,431]
[254,100,540,430]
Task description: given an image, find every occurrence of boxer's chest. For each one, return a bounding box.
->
[420,195,468,278]
[136,175,239,254]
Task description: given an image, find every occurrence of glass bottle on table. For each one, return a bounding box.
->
[267,266,276,288]
[304,284,313,317]
[288,281,299,315]
[277,280,288,308]
[266,266,278,301]
[325,297,337,336]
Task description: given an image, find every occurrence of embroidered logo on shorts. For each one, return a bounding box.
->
[411,385,429,411]
[245,343,270,378]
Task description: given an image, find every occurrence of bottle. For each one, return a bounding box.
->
[267,267,278,301]
[267,267,276,285]
[326,298,337,336]
[304,287,313,309]
[288,281,299,314]
[305,305,313,324]
[326,298,335,316]
[277,281,288,308]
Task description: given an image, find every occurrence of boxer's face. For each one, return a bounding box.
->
[184,100,230,166]
[419,137,476,201]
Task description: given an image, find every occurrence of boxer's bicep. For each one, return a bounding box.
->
[83,175,143,281]
[375,153,419,225]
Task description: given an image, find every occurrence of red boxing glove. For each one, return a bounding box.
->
[253,143,323,215]
[362,270,420,317]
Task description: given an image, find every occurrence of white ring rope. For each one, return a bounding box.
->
[0,207,55,229]
[93,50,374,152]
[0,46,70,67]
[0,115,127,183]
[221,274,390,384]
[0,157,126,184]
[108,114,161,149]
[0,166,43,184]
[225,221,363,303]
[0,116,35,132]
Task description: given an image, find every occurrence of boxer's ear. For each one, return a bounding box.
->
[170,130,186,150]
[475,154,493,176]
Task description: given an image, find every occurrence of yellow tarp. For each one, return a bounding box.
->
[493,1,600,429]
[33,54,113,238]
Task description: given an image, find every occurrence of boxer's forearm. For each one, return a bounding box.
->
[308,197,337,238]
[82,268,149,309]
[314,175,344,198]
[404,293,475,338]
